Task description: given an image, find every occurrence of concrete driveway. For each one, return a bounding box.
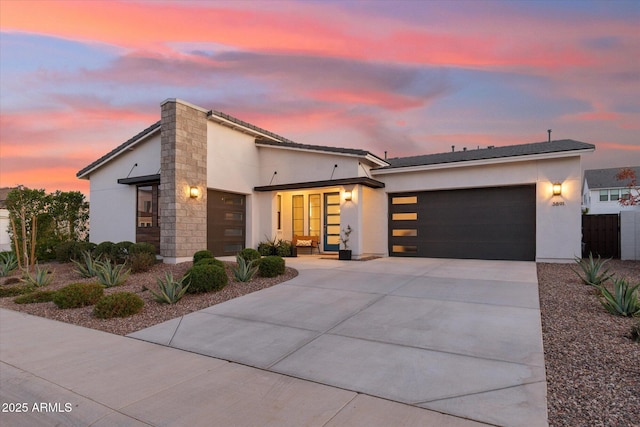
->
[130,257,548,426]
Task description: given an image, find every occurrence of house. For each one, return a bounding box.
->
[77,99,595,263]
[582,167,640,215]
[0,187,15,252]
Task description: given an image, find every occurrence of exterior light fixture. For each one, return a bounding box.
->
[344,190,352,201]
[552,182,562,196]
[189,186,200,199]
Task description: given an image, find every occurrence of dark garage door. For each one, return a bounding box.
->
[389,185,536,261]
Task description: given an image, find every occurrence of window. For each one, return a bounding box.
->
[392,212,417,221]
[277,195,282,230]
[622,189,631,200]
[392,196,417,204]
[599,190,609,202]
[137,185,158,227]
[292,195,304,236]
[610,189,620,201]
[309,194,320,236]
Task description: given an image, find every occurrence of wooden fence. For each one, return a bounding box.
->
[582,214,620,259]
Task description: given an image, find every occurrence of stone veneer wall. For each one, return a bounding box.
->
[160,99,208,262]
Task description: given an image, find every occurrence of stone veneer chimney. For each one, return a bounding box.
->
[160,99,208,263]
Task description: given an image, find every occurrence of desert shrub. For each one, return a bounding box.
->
[53,282,104,309]
[129,252,157,273]
[72,251,102,278]
[572,253,614,287]
[95,261,130,287]
[14,290,57,304]
[129,242,156,255]
[55,241,96,263]
[258,256,285,278]
[258,237,294,257]
[597,277,640,317]
[0,284,32,298]
[114,241,134,263]
[149,272,190,304]
[93,292,144,318]
[194,257,225,269]
[231,254,259,282]
[276,240,292,257]
[184,264,228,293]
[238,248,261,263]
[93,241,116,262]
[193,249,214,264]
[2,277,21,286]
[21,265,53,288]
[0,251,18,277]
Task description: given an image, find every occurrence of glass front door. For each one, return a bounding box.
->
[324,192,341,251]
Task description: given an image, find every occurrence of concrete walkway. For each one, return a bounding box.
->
[1,257,548,426]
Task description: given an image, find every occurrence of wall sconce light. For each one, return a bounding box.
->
[552,182,562,196]
[344,190,352,201]
[189,186,200,199]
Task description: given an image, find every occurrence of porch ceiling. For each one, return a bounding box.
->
[254,177,385,192]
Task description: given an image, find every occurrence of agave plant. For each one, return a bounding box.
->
[21,264,53,288]
[148,272,190,304]
[95,260,130,287]
[71,251,102,278]
[572,253,614,287]
[231,254,259,282]
[0,251,18,277]
[597,277,640,317]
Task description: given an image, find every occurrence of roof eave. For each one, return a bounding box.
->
[207,113,283,142]
[255,141,385,164]
[372,148,595,176]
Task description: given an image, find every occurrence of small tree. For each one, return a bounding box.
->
[615,167,640,206]
[5,186,47,271]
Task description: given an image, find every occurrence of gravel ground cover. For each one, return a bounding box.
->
[1,259,638,426]
[538,260,639,427]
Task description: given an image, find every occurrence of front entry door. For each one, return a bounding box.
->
[324,192,341,251]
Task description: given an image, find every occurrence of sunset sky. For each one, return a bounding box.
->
[1,0,638,196]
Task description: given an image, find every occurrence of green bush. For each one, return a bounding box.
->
[258,256,285,278]
[257,237,294,257]
[184,264,228,293]
[276,240,292,257]
[597,277,640,317]
[129,252,157,273]
[238,248,261,263]
[14,290,57,304]
[55,241,96,263]
[93,292,144,318]
[53,283,104,309]
[0,284,32,298]
[114,241,134,263]
[149,272,190,304]
[193,249,214,264]
[572,253,614,287]
[194,257,225,269]
[129,242,156,255]
[93,241,116,262]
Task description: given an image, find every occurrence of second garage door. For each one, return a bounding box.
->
[389,185,536,261]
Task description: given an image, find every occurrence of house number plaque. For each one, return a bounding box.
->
[552,201,565,207]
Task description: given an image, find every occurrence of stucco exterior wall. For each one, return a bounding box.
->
[0,208,10,252]
[361,186,388,257]
[87,133,160,244]
[373,156,584,262]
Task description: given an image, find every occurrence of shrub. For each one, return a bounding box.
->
[114,241,134,262]
[184,264,228,293]
[14,290,57,304]
[276,240,292,257]
[238,248,261,263]
[631,321,640,343]
[21,265,53,288]
[128,252,157,273]
[0,251,18,277]
[258,256,285,278]
[572,253,614,287]
[93,292,144,318]
[231,254,259,282]
[95,261,130,287]
[55,241,96,263]
[0,284,32,298]
[93,241,116,263]
[2,277,21,286]
[72,250,102,278]
[129,242,156,255]
[257,237,294,257]
[149,272,190,304]
[193,249,214,264]
[53,282,104,309]
[194,257,225,269]
[597,277,640,317]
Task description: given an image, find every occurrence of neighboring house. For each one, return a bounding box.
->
[582,167,640,215]
[0,187,15,252]
[77,98,595,263]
